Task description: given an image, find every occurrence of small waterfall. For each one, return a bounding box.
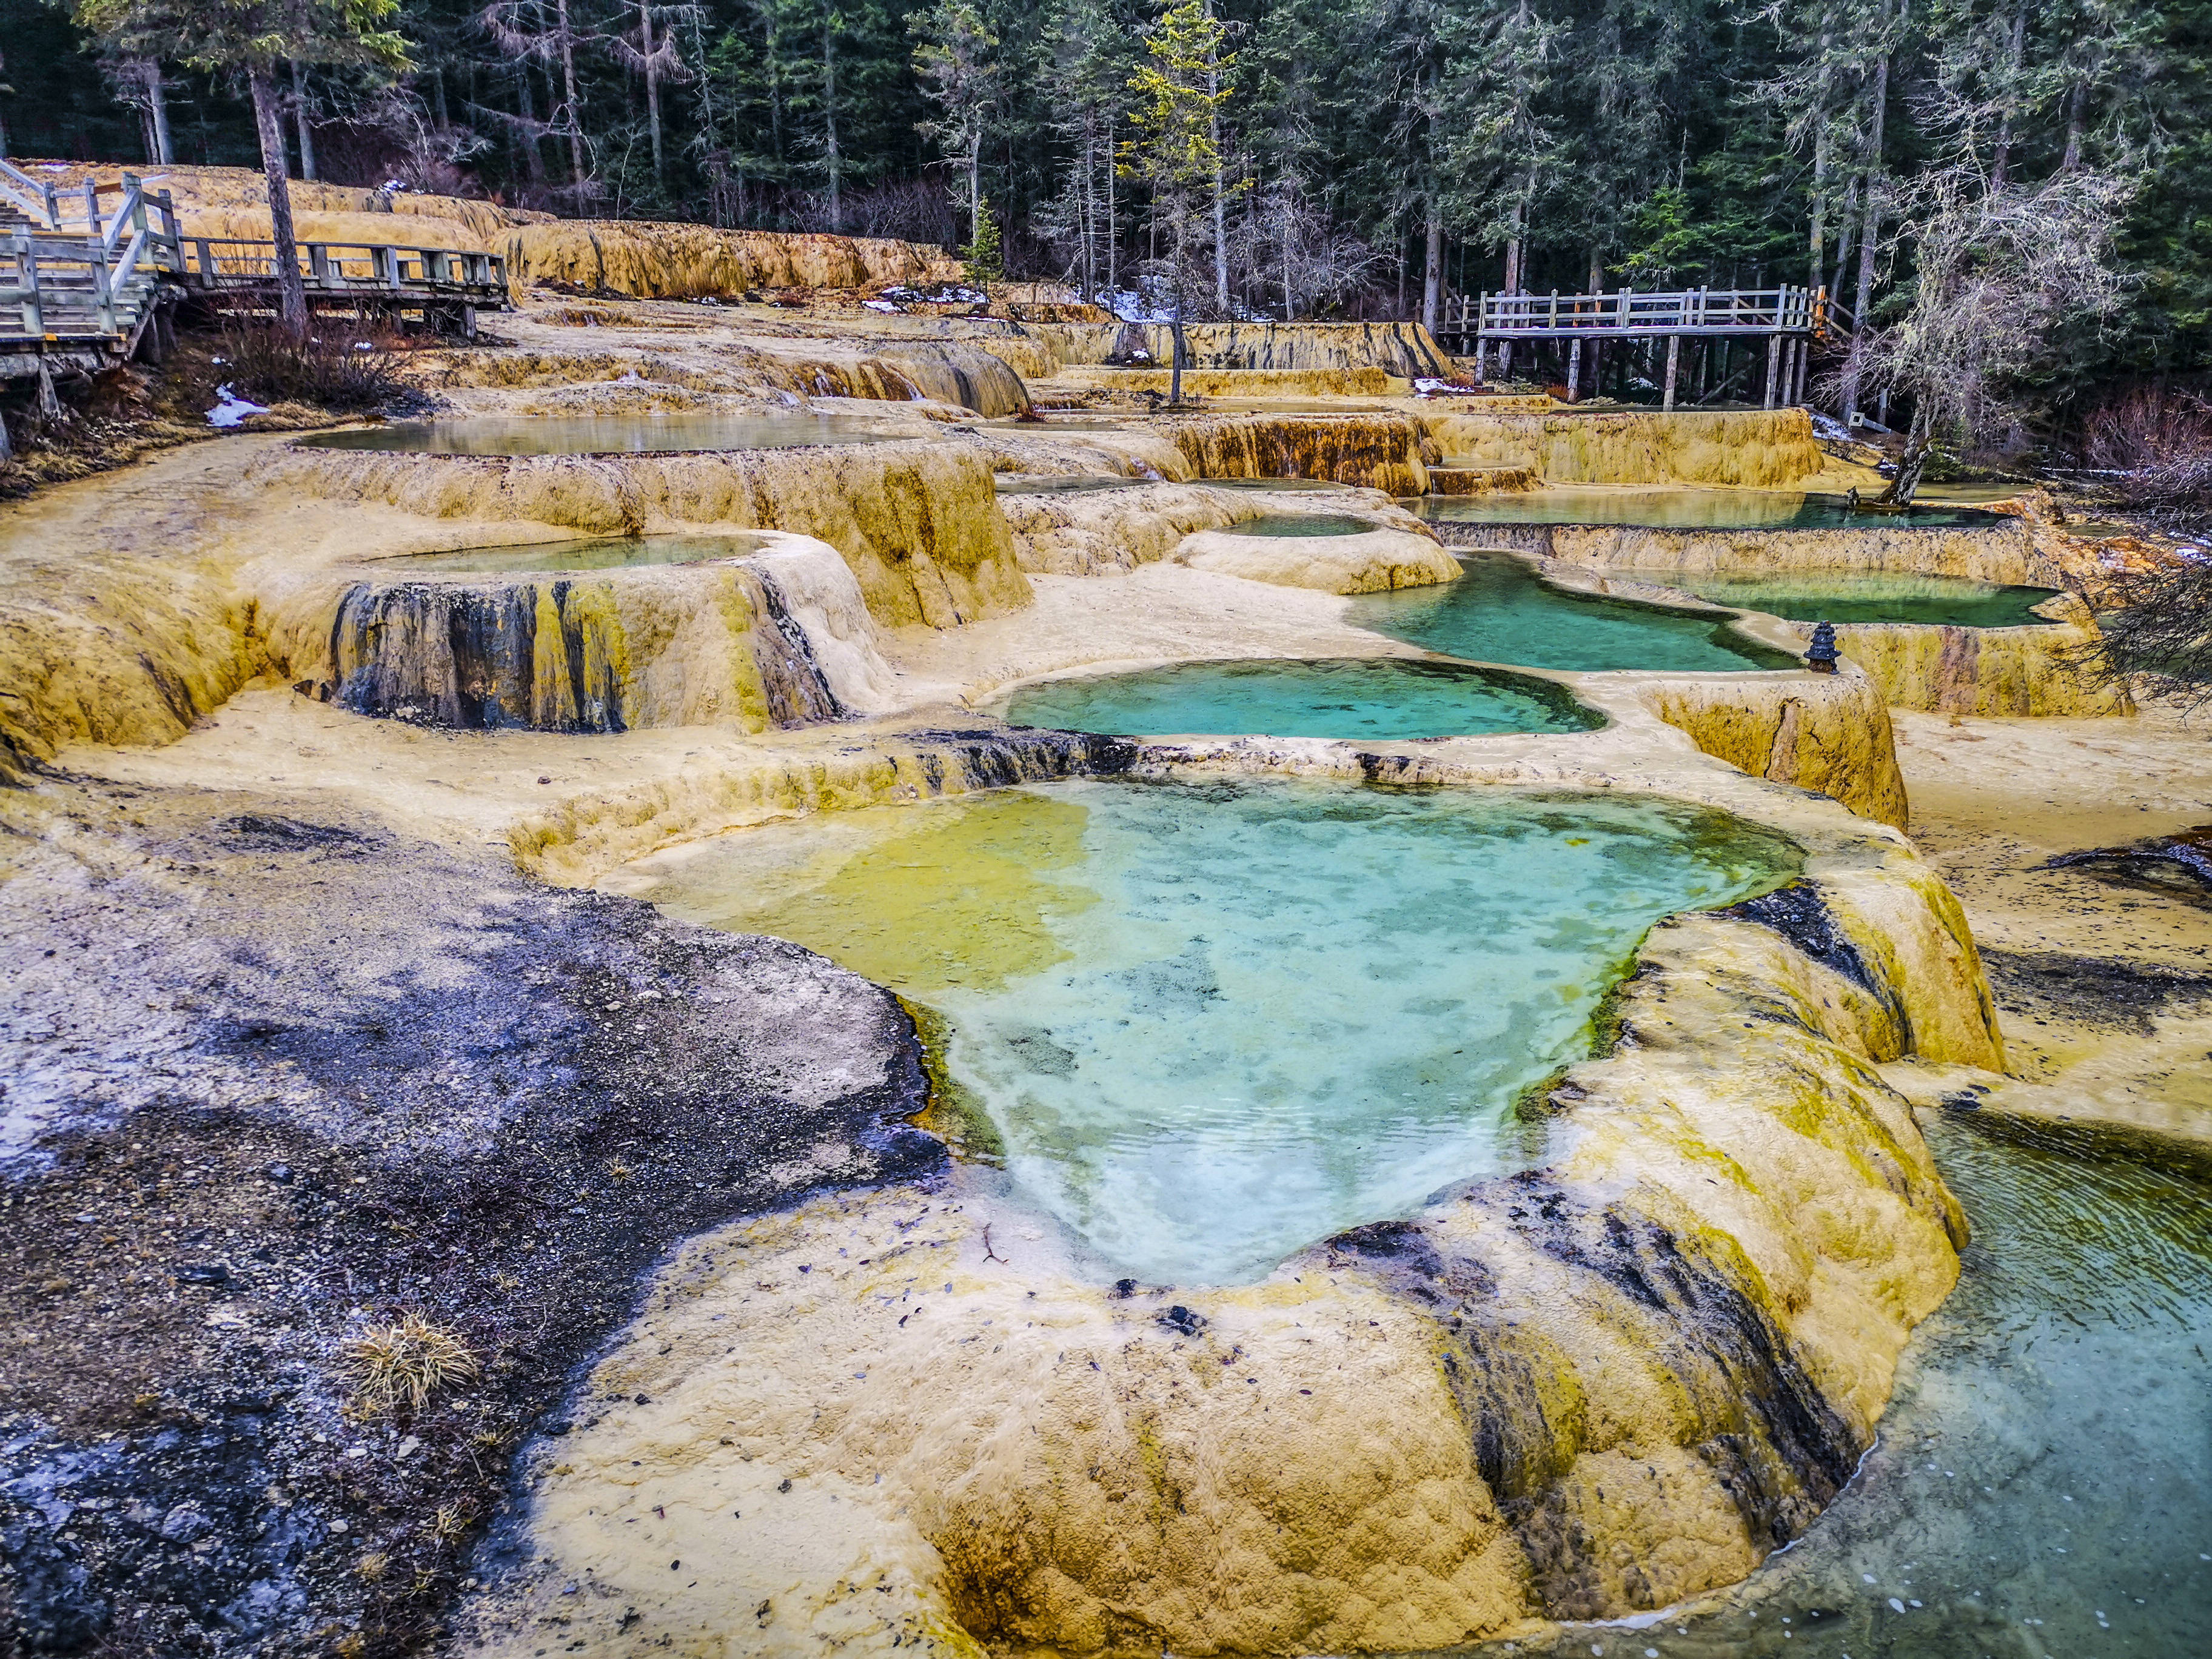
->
[325,561,852,735]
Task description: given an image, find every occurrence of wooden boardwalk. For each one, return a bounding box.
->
[1434,285,1854,410]
[1,161,508,392]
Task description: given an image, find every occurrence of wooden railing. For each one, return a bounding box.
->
[0,162,506,355]
[1444,285,1853,344]
[181,237,505,297]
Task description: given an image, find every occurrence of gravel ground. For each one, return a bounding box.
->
[0,776,940,1657]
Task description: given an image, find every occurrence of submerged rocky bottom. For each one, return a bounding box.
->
[614,779,1801,1284]
[1000,656,1602,740]
[1480,1113,2212,1659]
[1352,552,1801,673]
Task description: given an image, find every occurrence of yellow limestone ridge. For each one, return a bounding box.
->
[1027,319,1458,377]
[1637,664,1912,830]
[500,221,964,300]
[1423,407,1828,487]
[1049,365,1410,398]
[1803,608,2131,719]
[1547,519,2064,587]
[1162,412,1429,494]
[1176,521,1461,594]
[255,537,896,734]
[466,800,1992,1658]
[249,440,1032,629]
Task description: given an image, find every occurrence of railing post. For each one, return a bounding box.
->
[195,238,214,283]
[82,178,101,243]
[42,181,59,230]
[125,172,146,235]
[89,240,116,335]
[13,232,41,338]
[309,243,331,287]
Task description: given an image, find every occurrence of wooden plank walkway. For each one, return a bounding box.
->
[0,160,508,385]
[1433,284,1855,411]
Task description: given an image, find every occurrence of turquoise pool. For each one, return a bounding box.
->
[1000,657,1601,741]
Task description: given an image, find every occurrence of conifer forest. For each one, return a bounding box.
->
[5,0,2208,431]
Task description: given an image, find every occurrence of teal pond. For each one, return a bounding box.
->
[1413,486,2003,530]
[619,779,1801,1284]
[1478,1114,2212,1659]
[377,532,773,574]
[1000,657,1600,741]
[1352,551,1800,672]
[1622,569,2065,629]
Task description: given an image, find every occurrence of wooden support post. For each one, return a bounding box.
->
[1566,337,1582,403]
[1763,335,1780,409]
[1792,339,1809,405]
[195,239,214,282]
[35,356,61,418]
[83,179,101,243]
[13,233,40,340]
[1662,334,1681,411]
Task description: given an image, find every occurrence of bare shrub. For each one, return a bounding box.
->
[205,323,411,414]
[2090,556,2212,707]
[2080,383,2212,519]
[343,1313,481,1417]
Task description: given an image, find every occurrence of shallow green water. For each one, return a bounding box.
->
[379,532,773,574]
[993,473,1150,495]
[1001,657,1601,741]
[1203,477,1341,492]
[624,779,1800,1283]
[298,413,911,455]
[1623,570,2065,629]
[1222,512,1378,537]
[1352,552,1800,672]
[1476,1114,2212,1658]
[1413,487,2001,530]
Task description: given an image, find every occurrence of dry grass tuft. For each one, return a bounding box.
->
[355,1551,392,1582]
[343,1313,481,1417]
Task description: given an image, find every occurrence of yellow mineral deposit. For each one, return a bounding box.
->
[2,220,2190,1659]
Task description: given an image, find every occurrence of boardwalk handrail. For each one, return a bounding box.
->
[0,158,61,229]
[181,236,506,295]
[1454,284,1854,343]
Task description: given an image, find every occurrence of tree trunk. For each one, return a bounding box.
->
[1880,403,1936,506]
[1421,201,1444,336]
[2062,79,2085,172]
[558,0,586,190]
[1840,29,1888,422]
[822,14,842,231]
[1991,4,2025,187]
[515,65,548,187]
[290,61,317,183]
[642,3,665,183]
[249,66,308,338]
[1808,14,1831,289]
[146,61,173,164]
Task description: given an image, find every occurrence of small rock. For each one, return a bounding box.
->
[1158,1305,1206,1337]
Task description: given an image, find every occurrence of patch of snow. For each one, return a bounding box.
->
[1414,377,1483,397]
[1810,411,1855,443]
[863,298,900,313]
[206,385,269,429]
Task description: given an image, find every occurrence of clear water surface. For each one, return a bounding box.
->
[298,413,914,455]
[993,474,1151,495]
[1222,512,1378,537]
[1352,551,1800,673]
[1413,487,2002,531]
[378,532,773,574]
[1473,1113,2212,1659]
[1202,477,1341,492]
[1001,657,1601,742]
[624,779,1800,1284]
[1618,569,2065,629]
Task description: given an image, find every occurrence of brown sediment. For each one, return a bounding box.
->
[1427,463,1540,495]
